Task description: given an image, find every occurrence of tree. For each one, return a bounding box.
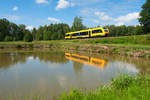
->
[17,24,26,40]
[139,0,150,33]
[133,25,144,35]
[23,31,33,42]
[43,31,51,40]
[0,32,4,41]
[72,16,86,31]
[0,18,10,40]
[9,23,19,41]
[32,28,37,41]
[36,26,43,41]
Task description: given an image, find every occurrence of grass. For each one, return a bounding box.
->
[0,34,149,45]
[1,34,150,57]
[6,75,150,100]
[0,34,150,46]
[60,75,150,100]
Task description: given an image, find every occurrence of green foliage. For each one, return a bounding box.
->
[4,36,13,41]
[72,16,86,31]
[0,18,32,42]
[0,32,4,41]
[139,0,150,33]
[111,75,135,89]
[36,26,43,41]
[146,33,150,42]
[43,31,51,40]
[35,23,70,40]
[60,75,150,100]
[32,28,37,41]
[106,25,144,37]
[24,31,33,42]
[82,35,150,45]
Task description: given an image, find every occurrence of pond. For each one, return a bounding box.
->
[0,49,150,100]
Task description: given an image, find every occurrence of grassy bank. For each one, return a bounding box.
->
[60,75,150,100]
[0,34,150,57]
[6,75,150,100]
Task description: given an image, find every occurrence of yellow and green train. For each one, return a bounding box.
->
[65,27,109,39]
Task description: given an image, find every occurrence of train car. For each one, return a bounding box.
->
[65,27,109,39]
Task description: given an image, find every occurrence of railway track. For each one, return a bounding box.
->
[67,35,144,40]
[67,36,128,40]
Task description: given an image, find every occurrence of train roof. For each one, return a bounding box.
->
[65,27,104,34]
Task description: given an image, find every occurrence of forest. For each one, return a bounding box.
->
[0,0,150,42]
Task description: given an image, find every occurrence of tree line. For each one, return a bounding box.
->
[0,0,150,42]
[0,16,87,42]
[106,25,144,37]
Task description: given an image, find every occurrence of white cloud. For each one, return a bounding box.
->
[114,12,140,23]
[48,17,60,23]
[56,0,74,10]
[13,6,18,11]
[95,11,113,20]
[26,26,34,30]
[72,0,106,6]
[35,0,48,4]
[95,11,140,26]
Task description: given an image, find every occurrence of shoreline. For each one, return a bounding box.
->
[0,41,150,58]
[0,34,150,58]
[59,75,150,100]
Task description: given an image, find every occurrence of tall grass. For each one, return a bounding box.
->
[79,34,150,45]
[60,75,150,100]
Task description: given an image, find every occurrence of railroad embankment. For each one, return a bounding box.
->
[0,34,150,58]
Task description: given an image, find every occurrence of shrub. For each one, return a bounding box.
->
[4,36,13,41]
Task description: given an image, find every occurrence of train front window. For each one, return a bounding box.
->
[105,30,108,32]
[103,27,108,32]
[103,27,107,29]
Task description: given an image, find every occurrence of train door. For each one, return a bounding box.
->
[89,31,91,38]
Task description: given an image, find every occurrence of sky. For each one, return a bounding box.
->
[0,0,146,30]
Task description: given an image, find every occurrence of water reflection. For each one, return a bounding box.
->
[0,51,68,69]
[0,53,28,69]
[65,53,108,69]
[0,50,150,100]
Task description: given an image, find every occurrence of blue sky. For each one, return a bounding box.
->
[0,0,146,29]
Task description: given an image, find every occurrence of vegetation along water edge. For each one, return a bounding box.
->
[9,75,150,100]
[0,34,150,58]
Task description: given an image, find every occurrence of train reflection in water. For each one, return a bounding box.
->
[65,53,108,68]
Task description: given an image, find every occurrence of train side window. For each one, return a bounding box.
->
[92,29,102,33]
[65,34,70,36]
[72,33,80,36]
[80,32,88,35]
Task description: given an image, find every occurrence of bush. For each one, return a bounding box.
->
[4,36,13,41]
[111,75,135,89]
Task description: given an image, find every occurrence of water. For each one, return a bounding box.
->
[0,49,150,100]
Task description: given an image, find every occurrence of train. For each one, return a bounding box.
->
[65,27,109,39]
